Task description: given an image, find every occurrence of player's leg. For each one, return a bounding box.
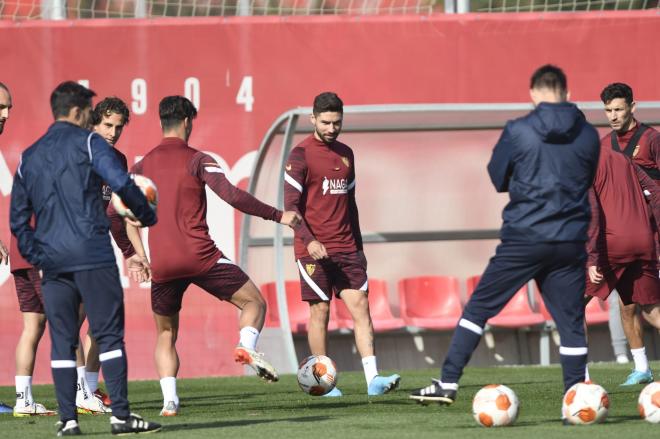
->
[151,277,186,416]
[13,267,55,416]
[607,291,629,364]
[620,260,659,385]
[411,241,541,405]
[74,306,107,414]
[536,242,588,392]
[41,272,83,432]
[336,252,400,395]
[78,267,161,434]
[83,332,110,405]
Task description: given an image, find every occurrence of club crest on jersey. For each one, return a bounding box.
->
[322,176,348,195]
[305,264,316,276]
[286,163,292,171]
[341,157,350,168]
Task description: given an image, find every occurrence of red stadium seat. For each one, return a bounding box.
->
[534,285,609,326]
[398,276,462,330]
[260,281,339,333]
[466,276,545,328]
[334,279,405,331]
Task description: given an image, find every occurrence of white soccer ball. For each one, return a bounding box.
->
[638,381,660,424]
[111,174,158,220]
[472,384,519,427]
[297,355,337,396]
[562,382,609,425]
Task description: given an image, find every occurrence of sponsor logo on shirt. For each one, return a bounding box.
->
[306,264,316,276]
[102,184,112,201]
[322,176,348,195]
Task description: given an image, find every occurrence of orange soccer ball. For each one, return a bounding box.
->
[111,174,158,220]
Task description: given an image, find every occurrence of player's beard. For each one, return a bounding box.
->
[315,128,337,145]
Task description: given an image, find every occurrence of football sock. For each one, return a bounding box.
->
[584,365,590,382]
[441,319,483,383]
[239,326,260,351]
[631,347,649,373]
[76,366,90,397]
[86,371,99,393]
[440,382,458,390]
[160,377,179,406]
[361,356,378,385]
[100,349,130,419]
[15,375,33,406]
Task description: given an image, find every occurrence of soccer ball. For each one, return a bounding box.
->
[562,382,609,425]
[472,384,519,427]
[297,355,337,396]
[638,381,660,423]
[111,174,158,220]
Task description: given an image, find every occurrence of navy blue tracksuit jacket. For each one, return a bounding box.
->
[9,121,156,272]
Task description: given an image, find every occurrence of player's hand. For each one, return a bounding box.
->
[127,254,152,283]
[588,266,603,284]
[307,240,328,260]
[0,239,8,265]
[280,211,302,229]
[124,216,145,228]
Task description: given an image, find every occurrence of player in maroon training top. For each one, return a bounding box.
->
[122,96,300,416]
[3,82,56,416]
[284,92,400,397]
[596,83,660,385]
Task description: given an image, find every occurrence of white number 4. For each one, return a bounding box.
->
[236,76,254,112]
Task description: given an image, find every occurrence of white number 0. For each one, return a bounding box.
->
[236,76,254,112]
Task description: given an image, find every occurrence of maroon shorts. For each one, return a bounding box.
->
[14,267,44,313]
[151,258,250,316]
[296,252,368,302]
[585,259,660,306]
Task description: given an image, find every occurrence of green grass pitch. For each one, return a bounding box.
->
[1,362,658,438]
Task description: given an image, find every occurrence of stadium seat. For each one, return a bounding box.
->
[466,277,545,328]
[260,281,339,333]
[398,276,462,330]
[535,285,609,326]
[334,279,405,331]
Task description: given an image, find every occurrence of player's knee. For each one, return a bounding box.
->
[309,301,330,322]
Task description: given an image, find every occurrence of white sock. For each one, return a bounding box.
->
[631,347,649,373]
[440,381,458,390]
[77,366,90,397]
[584,365,590,382]
[160,377,179,406]
[15,375,33,406]
[239,326,260,351]
[86,371,99,393]
[362,356,378,385]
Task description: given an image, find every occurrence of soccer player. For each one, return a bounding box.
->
[121,96,301,416]
[410,66,600,411]
[9,81,160,436]
[596,82,660,385]
[284,92,401,397]
[74,97,137,413]
[0,82,26,416]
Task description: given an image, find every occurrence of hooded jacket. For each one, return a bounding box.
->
[9,121,156,274]
[487,102,600,243]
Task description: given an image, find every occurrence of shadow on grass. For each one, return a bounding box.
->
[160,415,331,432]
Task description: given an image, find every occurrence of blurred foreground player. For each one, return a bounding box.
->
[122,96,300,416]
[284,92,401,397]
[10,81,160,436]
[410,65,600,411]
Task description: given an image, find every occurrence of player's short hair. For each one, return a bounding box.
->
[92,97,130,126]
[313,92,343,115]
[530,65,567,93]
[50,81,96,119]
[600,83,633,105]
[159,96,197,131]
[0,82,9,94]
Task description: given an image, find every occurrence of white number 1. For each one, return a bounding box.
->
[236,76,254,112]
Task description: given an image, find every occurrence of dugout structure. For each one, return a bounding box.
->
[239,102,660,374]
